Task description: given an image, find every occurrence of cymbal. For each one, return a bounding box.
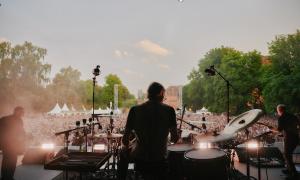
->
[196,132,236,143]
[181,129,201,137]
[223,109,263,134]
[187,120,216,124]
[92,133,123,139]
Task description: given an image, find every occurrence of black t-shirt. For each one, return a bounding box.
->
[124,100,177,162]
[278,112,300,143]
[0,114,25,152]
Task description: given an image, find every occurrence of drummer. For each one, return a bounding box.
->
[120,82,179,180]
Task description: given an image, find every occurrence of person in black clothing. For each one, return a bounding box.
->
[276,104,300,179]
[120,82,179,180]
[0,106,26,180]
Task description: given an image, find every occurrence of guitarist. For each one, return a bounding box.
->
[0,106,26,180]
[275,104,300,180]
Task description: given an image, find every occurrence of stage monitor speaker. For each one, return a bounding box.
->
[235,146,285,167]
[22,147,53,164]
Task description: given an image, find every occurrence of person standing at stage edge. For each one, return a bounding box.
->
[122,82,179,180]
[0,106,26,180]
[276,104,300,180]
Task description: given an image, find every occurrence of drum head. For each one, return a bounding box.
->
[223,109,263,134]
[168,144,194,152]
[184,149,226,160]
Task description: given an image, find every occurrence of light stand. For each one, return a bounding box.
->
[205,65,233,123]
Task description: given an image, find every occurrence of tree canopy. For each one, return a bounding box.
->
[0,42,136,113]
[184,30,300,114]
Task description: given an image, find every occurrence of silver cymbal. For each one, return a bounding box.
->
[187,120,216,124]
[223,109,263,134]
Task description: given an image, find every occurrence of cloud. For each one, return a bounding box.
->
[137,39,170,56]
[114,49,129,58]
[158,64,170,70]
[123,68,144,78]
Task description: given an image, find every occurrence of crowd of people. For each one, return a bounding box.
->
[21,110,279,148]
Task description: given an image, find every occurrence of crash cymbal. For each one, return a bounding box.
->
[223,109,263,134]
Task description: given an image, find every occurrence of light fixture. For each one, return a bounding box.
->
[247,141,259,150]
[94,144,106,152]
[198,142,211,149]
[41,143,55,150]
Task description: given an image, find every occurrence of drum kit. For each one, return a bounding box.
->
[168,109,268,180]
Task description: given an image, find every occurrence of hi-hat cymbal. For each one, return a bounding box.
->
[91,133,123,139]
[196,132,236,143]
[181,129,201,137]
[187,120,216,124]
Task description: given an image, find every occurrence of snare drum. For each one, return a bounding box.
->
[167,144,194,180]
[184,148,229,180]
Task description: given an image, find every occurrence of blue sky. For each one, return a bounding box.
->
[1,0,300,95]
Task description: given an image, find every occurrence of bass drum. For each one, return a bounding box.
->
[183,148,229,180]
[167,143,194,180]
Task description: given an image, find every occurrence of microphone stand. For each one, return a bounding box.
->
[212,68,234,123]
[205,66,234,123]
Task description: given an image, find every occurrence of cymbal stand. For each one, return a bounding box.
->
[245,128,251,179]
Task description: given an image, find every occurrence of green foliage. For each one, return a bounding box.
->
[184,47,263,115]
[0,41,51,112]
[46,66,83,108]
[100,74,136,108]
[262,30,300,113]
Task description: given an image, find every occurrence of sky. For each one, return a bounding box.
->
[1,0,300,95]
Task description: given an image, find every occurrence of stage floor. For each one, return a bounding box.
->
[1,151,300,180]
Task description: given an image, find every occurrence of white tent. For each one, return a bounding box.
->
[82,105,87,111]
[196,107,211,115]
[70,104,76,112]
[61,103,70,112]
[47,103,62,115]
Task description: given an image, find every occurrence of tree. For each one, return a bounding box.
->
[262,30,300,113]
[47,66,83,108]
[100,74,136,108]
[184,47,263,115]
[0,41,51,113]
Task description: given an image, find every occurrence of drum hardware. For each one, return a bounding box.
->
[177,117,203,132]
[179,104,186,130]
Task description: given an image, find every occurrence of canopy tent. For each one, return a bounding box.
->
[47,103,62,115]
[61,103,70,112]
[196,107,211,115]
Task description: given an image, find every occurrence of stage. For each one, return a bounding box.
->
[1,144,300,180]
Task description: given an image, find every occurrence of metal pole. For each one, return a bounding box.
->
[227,81,230,123]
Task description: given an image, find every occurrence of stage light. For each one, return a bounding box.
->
[198,142,211,149]
[41,143,55,150]
[94,144,106,152]
[247,141,258,149]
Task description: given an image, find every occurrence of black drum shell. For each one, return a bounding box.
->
[167,144,194,180]
[183,148,229,180]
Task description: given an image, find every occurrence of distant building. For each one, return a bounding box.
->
[164,85,182,109]
[137,89,147,104]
